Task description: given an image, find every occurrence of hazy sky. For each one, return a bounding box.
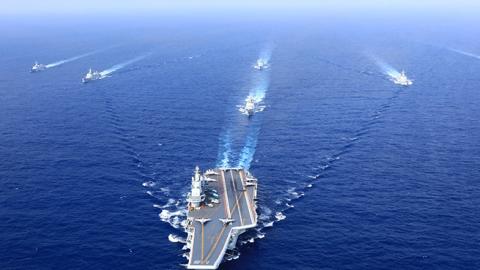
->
[2,0,479,15]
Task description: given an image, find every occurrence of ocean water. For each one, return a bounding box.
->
[1,15,480,270]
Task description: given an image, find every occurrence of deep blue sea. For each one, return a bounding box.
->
[1,15,480,270]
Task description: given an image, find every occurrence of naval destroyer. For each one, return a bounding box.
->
[392,70,413,86]
[31,62,47,72]
[253,59,269,70]
[82,68,102,83]
[184,166,258,269]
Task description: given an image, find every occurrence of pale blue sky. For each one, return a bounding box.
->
[1,0,479,15]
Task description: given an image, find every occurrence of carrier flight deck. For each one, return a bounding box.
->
[185,167,258,269]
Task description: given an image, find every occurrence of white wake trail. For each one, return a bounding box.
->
[217,45,274,169]
[370,55,401,78]
[100,54,150,77]
[236,49,273,169]
[217,131,233,168]
[258,44,274,64]
[237,127,260,169]
[45,50,97,68]
[250,76,270,103]
[449,48,480,60]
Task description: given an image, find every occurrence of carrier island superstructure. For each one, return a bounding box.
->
[185,166,258,269]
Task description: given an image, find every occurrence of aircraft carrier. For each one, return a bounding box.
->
[185,166,258,269]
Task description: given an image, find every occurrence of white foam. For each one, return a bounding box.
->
[171,216,182,228]
[262,221,274,227]
[226,253,240,261]
[153,198,176,209]
[289,190,302,199]
[166,198,176,206]
[175,199,183,207]
[275,212,286,221]
[159,209,186,221]
[142,181,156,187]
[180,219,189,229]
[259,205,272,220]
[168,233,186,244]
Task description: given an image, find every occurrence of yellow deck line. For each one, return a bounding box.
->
[204,187,246,263]
[201,223,205,263]
[229,170,244,226]
[221,170,231,218]
[239,171,255,224]
[192,169,256,266]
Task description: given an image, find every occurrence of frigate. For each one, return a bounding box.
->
[239,96,256,116]
[253,59,269,70]
[82,68,102,83]
[392,70,413,86]
[31,62,47,72]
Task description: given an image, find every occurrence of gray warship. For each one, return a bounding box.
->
[184,166,258,269]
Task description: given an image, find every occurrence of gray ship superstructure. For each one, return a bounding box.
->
[253,59,269,70]
[238,95,265,117]
[239,96,256,116]
[185,166,258,269]
[31,62,47,72]
[392,70,413,86]
[82,68,102,83]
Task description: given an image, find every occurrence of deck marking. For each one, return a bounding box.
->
[189,169,257,268]
[204,171,228,221]
[204,191,245,263]
[201,222,205,263]
[239,171,255,224]
[204,225,227,262]
[221,170,231,218]
[188,226,196,265]
[230,170,244,226]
